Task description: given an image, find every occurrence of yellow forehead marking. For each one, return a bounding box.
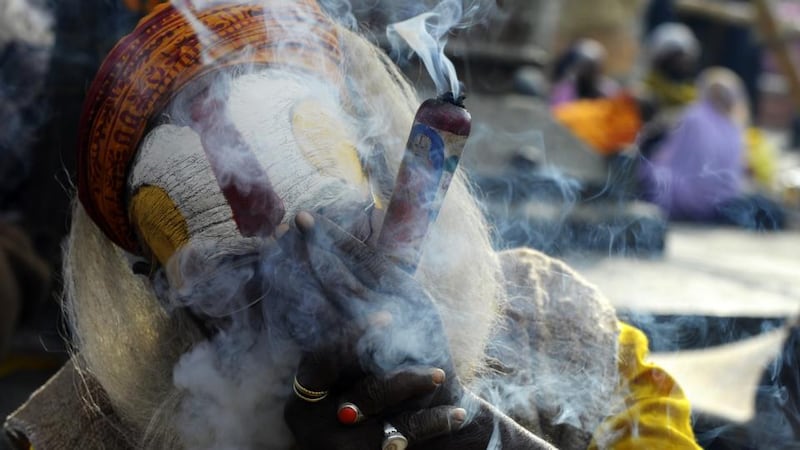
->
[291,98,367,186]
[130,185,190,266]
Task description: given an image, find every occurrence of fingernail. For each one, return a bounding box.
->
[451,408,466,427]
[295,211,315,234]
[368,311,393,328]
[431,368,446,385]
[275,223,290,239]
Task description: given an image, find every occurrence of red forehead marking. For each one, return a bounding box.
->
[189,90,285,237]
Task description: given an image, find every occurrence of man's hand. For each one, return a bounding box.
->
[290,211,460,393]
[286,360,467,450]
[277,211,556,450]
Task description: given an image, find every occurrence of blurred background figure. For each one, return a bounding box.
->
[549,39,619,107]
[1,0,151,435]
[555,0,647,78]
[550,92,644,157]
[0,225,50,361]
[547,39,645,157]
[0,0,54,361]
[643,22,700,112]
[638,67,785,230]
[636,22,700,158]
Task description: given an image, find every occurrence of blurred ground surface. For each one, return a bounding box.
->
[569,226,800,318]
[568,225,800,426]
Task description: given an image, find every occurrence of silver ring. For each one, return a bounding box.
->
[381,422,408,450]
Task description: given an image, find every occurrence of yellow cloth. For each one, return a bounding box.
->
[745,127,778,188]
[644,71,697,108]
[590,322,701,449]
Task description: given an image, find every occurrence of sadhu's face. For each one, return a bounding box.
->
[128,70,376,266]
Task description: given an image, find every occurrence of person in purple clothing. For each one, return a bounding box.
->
[638,67,785,229]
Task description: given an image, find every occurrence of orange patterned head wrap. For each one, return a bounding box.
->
[78,1,341,253]
[124,0,166,13]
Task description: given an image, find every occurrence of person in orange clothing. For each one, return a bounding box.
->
[548,39,643,156]
[4,2,699,449]
[552,93,644,156]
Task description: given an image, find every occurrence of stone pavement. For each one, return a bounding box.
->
[568,225,800,426]
[568,226,800,319]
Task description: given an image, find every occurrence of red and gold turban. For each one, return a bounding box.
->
[78,1,341,253]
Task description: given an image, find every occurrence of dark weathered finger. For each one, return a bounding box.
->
[260,261,338,346]
[306,216,437,316]
[298,212,409,292]
[391,405,467,444]
[341,367,446,416]
[258,230,348,351]
[304,239,374,312]
[295,211,316,232]
[274,221,309,263]
[294,351,340,396]
[285,212,383,318]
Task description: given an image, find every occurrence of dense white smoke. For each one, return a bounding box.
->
[172,331,299,449]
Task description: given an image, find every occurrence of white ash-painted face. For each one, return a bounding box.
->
[130,124,240,246]
[225,70,370,219]
[128,69,371,252]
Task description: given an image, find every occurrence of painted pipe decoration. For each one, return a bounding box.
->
[376,92,471,272]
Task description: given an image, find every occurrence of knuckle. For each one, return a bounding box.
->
[364,376,386,407]
[406,411,428,439]
[393,415,418,443]
[395,410,428,442]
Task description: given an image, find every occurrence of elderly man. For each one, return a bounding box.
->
[5,2,699,449]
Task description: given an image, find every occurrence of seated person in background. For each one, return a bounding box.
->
[551,92,644,157]
[548,41,647,157]
[638,67,785,229]
[642,22,699,112]
[636,22,700,158]
[5,2,701,449]
[549,39,619,108]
